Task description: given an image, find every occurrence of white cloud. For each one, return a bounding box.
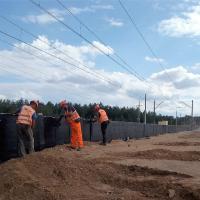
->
[22,4,114,24]
[0,94,6,100]
[150,66,200,89]
[69,4,113,15]
[1,36,200,115]
[91,5,113,10]
[92,41,114,55]
[22,9,65,24]
[106,18,124,27]
[158,4,200,37]
[145,56,165,63]
[68,7,94,15]
[191,62,200,70]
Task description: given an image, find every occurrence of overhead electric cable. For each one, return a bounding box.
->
[0,29,119,88]
[56,0,146,82]
[118,0,174,83]
[29,0,147,83]
[0,15,118,87]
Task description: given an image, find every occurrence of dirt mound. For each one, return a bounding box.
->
[0,144,200,200]
[179,132,200,139]
[110,164,191,178]
[94,163,197,200]
[113,149,200,161]
[155,142,200,146]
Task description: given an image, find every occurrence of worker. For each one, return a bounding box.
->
[16,100,39,157]
[59,100,83,151]
[94,104,109,145]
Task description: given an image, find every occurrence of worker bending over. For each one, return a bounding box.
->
[95,104,109,145]
[60,100,83,151]
[16,100,38,157]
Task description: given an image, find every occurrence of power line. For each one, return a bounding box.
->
[0,15,118,88]
[0,30,122,103]
[29,0,147,83]
[0,35,141,105]
[32,0,168,105]
[0,37,64,73]
[118,0,174,83]
[0,42,100,102]
[0,63,96,102]
[118,0,178,104]
[0,29,119,88]
[56,0,146,82]
[0,44,52,81]
[0,37,91,81]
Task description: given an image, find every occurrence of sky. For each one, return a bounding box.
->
[0,0,200,116]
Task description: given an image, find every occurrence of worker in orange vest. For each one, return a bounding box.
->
[94,104,109,145]
[16,100,39,157]
[60,100,83,151]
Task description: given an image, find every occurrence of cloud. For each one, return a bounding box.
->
[69,4,113,15]
[91,5,113,10]
[22,4,114,24]
[145,56,165,63]
[68,7,94,15]
[106,18,124,27]
[158,4,200,37]
[91,41,114,55]
[150,66,200,89]
[1,36,200,115]
[191,62,200,70]
[22,9,65,24]
[0,94,6,100]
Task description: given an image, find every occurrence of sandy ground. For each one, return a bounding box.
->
[1,130,200,200]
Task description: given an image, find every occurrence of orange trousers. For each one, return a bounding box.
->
[70,121,84,148]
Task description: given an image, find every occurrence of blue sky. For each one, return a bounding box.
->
[0,0,200,116]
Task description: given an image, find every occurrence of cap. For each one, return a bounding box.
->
[59,100,68,108]
[95,104,100,110]
[30,100,39,107]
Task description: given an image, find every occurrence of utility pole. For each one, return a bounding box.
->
[153,99,156,124]
[191,100,194,129]
[153,100,164,125]
[137,100,141,123]
[144,93,147,124]
[176,110,178,131]
[191,100,194,117]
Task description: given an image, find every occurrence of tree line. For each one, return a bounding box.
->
[0,99,184,125]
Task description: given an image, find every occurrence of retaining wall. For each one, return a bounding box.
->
[0,113,197,161]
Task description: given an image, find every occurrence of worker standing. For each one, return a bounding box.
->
[94,104,109,145]
[60,100,83,151]
[16,100,38,157]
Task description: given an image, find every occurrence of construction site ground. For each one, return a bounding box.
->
[1,130,200,200]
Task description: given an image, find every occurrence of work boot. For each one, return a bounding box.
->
[68,146,76,151]
[99,142,106,146]
[77,148,81,151]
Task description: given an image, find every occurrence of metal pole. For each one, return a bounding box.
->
[153,99,155,124]
[144,94,146,124]
[191,100,194,129]
[191,100,194,117]
[137,100,141,123]
[176,110,177,132]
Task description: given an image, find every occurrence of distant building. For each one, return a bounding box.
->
[158,121,168,125]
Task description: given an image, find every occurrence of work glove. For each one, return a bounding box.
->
[58,115,64,122]
[74,118,81,123]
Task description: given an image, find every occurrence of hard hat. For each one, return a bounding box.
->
[95,104,100,111]
[30,100,39,107]
[59,100,68,108]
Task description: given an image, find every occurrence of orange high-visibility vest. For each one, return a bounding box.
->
[16,105,35,126]
[65,110,80,123]
[98,109,108,124]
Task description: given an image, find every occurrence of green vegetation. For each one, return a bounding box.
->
[0,99,178,125]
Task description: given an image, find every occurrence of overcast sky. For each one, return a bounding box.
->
[0,0,200,116]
